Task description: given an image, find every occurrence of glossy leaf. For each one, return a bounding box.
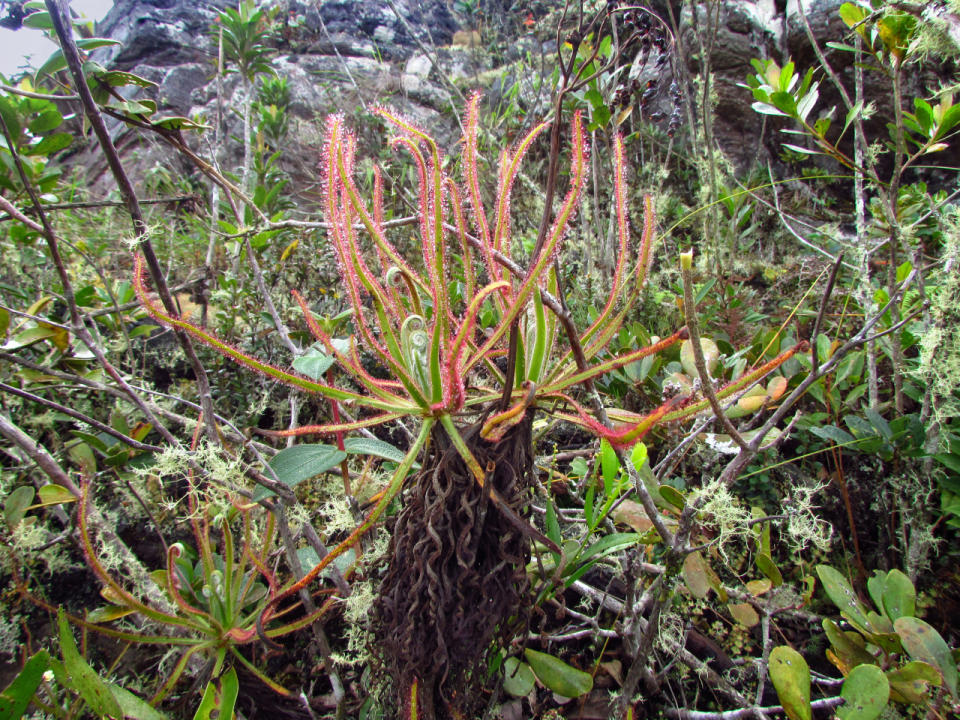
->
[36,484,78,507]
[823,619,876,674]
[658,484,685,510]
[769,645,811,720]
[880,569,915,621]
[502,657,535,697]
[817,565,871,630]
[886,660,941,704]
[755,552,783,587]
[838,664,889,720]
[0,650,49,720]
[524,649,593,698]
[894,617,957,698]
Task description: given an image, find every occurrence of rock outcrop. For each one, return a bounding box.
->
[69,0,955,194]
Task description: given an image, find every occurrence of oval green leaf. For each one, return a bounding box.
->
[816,565,871,630]
[36,484,78,507]
[769,645,811,720]
[4,486,35,529]
[838,664,889,720]
[259,444,347,499]
[881,569,915,621]
[502,657,535,697]
[524,649,593,698]
[894,617,957,699]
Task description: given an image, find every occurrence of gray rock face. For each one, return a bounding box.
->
[77,0,953,191]
[94,0,230,70]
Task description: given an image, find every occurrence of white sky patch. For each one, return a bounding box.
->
[0,0,114,79]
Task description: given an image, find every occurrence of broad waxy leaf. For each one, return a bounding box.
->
[769,645,812,720]
[881,569,915,621]
[524,649,593,698]
[894,617,957,698]
[817,565,872,631]
[886,660,941,704]
[823,619,876,674]
[838,664,889,720]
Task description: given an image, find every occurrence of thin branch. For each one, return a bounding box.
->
[665,697,844,720]
[680,251,750,453]
[0,382,163,452]
[46,0,219,443]
[0,195,199,220]
[0,83,78,101]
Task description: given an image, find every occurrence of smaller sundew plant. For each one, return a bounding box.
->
[69,438,342,701]
[133,92,799,626]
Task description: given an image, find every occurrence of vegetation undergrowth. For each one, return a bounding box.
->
[0,1,957,719]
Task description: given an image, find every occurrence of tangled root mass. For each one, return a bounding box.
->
[371,415,534,716]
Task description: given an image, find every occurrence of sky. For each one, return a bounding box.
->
[0,0,114,79]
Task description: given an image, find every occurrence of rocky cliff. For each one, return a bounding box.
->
[68,0,953,196]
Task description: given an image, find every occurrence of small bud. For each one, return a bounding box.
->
[680,250,694,271]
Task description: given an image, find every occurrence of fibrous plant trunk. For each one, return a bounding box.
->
[372,414,535,718]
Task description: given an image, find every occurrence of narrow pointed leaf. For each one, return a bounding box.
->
[0,650,49,719]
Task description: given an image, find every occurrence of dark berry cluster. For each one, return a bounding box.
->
[667,80,683,137]
[606,7,684,136]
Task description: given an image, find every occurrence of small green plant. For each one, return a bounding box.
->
[58,457,333,705]
[767,565,959,720]
[0,610,173,720]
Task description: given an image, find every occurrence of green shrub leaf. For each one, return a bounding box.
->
[838,664,889,720]
[0,650,49,719]
[259,444,346,499]
[769,646,811,720]
[57,608,123,719]
[524,649,593,698]
[502,657,535,697]
[894,617,957,698]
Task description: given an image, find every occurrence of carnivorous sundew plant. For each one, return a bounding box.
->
[133,93,802,715]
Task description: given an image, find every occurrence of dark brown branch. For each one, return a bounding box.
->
[0,382,163,452]
[45,0,219,444]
